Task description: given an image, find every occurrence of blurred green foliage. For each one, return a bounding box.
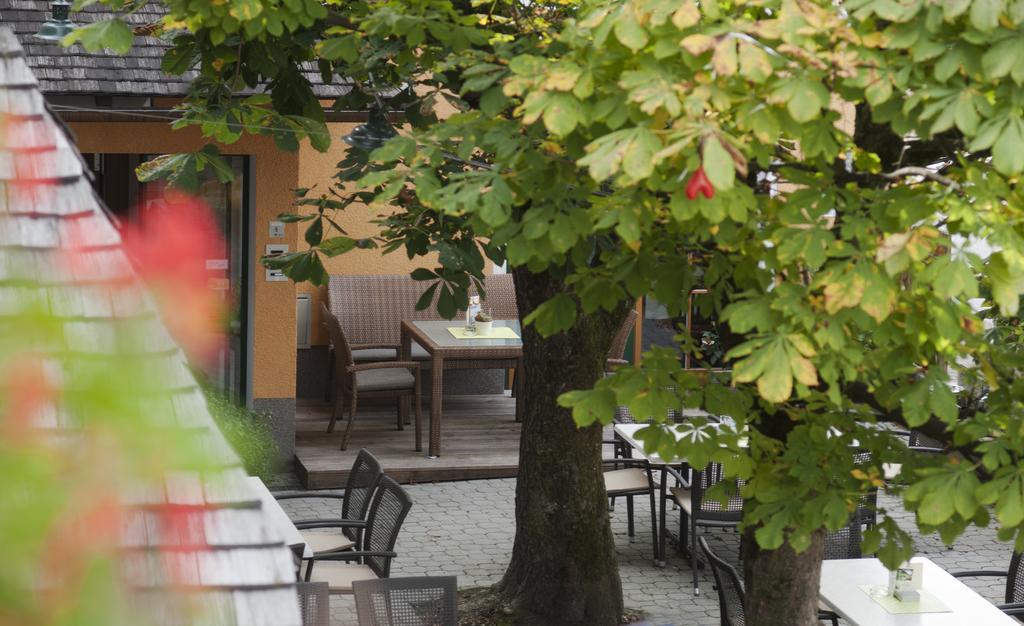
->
[204,388,280,481]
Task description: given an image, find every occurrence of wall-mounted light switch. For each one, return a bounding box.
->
[269,221,286,238]
[265,244,289,282]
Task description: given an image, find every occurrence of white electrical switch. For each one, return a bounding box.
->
[265,244,289,282]
[269,221,286,238]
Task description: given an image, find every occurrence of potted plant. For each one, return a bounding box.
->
[475,311,493,335]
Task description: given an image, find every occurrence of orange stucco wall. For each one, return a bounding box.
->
[296,122,436,345]
[66,122,299,400]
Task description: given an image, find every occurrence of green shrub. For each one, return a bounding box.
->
[203,389,280,481]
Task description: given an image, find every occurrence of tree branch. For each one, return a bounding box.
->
[881,166,960,190]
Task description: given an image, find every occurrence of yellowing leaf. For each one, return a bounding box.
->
[681,34,715,56]
[712,39,738,76]
[738,41,772,83]
[824,272,866,314]
[672,2,700,28]
[757,339,793,403]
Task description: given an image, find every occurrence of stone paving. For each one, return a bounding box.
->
[275,467,1012,626]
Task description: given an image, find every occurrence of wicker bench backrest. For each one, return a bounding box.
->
[327,274,518,346]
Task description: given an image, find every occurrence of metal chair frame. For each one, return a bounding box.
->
[275,448,384,559]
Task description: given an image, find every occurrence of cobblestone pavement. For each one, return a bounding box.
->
[274,474,1010,626]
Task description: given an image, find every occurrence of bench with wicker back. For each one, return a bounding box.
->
[325,273,519,366]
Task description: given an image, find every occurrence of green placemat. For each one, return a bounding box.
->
[857,585,952,614]
[447,327,521,339]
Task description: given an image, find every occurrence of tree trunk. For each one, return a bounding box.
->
[498,266,627,625]
[742,527,824,626]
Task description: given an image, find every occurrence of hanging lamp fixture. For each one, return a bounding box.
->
[342,105,397,152]
[35,0,77,42]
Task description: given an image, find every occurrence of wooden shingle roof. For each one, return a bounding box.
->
[0,27,302,625]
[0,0,353,98]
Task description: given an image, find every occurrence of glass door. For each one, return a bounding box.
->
[85,153,251,402]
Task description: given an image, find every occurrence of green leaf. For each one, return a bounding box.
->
[993,116,1024,175]
[64,19,134,54]
[410,268,436,281]
[437,285,457,319]
[996,479,1024,527]
[988,253,1024,315]
[162,39,198,75]
[415,282,439,311]
[523,293,577,336]
[775,78,829,123]
[304,218,323,247]
[319,36,359,62]
[918,486,956,525]
[702,136,736,191]
[614,9,648,51]
[559,388,616,427]
[944,0,972,20]
[970,0,1005,30]
[982,37,1024,82]
[542,94,582,137]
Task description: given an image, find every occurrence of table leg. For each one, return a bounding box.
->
[658,466,668,567]
[428,355,443,458]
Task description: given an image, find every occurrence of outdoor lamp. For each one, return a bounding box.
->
[342,106,397,151]
[35,0,76,41]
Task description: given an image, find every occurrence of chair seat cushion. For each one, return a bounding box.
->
[308,562,378,592]
[300,530,355,555]
[604,468,650,494]
[355,368,415,392]
[670,486,693,516]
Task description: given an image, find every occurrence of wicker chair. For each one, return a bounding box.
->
[305,476,413,593]
[699,537,745,626]
[952,551,1024,617]
[321,303,423,450]
[669,462,745,594]
[276,448,383,561]
[296,582,330,626]
[353,576,458,626]
[851,450,879,528]
[603,457,659,562]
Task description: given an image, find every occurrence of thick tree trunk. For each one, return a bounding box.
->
[497,266,626,625]
[742,527,824,626]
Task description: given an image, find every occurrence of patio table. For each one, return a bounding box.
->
[819,557,1016,625]
[245,476,312,559]
[401,319,524,458]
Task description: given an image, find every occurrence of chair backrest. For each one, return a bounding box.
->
[363,476,413,578]
[692,463,745,523]
[353,576,458,626]
[608,309,638,361]
[851,450,879,527]
[699,537,745,626]
[342,449,384,544]
[296,582,330,626]
[823,513,862,560]
[909,430,944,453]
[1006,551,1024,604]
[321,301,355,369]
[327,274,518,346]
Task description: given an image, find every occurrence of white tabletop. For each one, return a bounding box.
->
[245,476,313,559]
[819,557,1015,625]
[614,417,742,465]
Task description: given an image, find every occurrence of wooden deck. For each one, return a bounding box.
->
[294,395,522,489]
